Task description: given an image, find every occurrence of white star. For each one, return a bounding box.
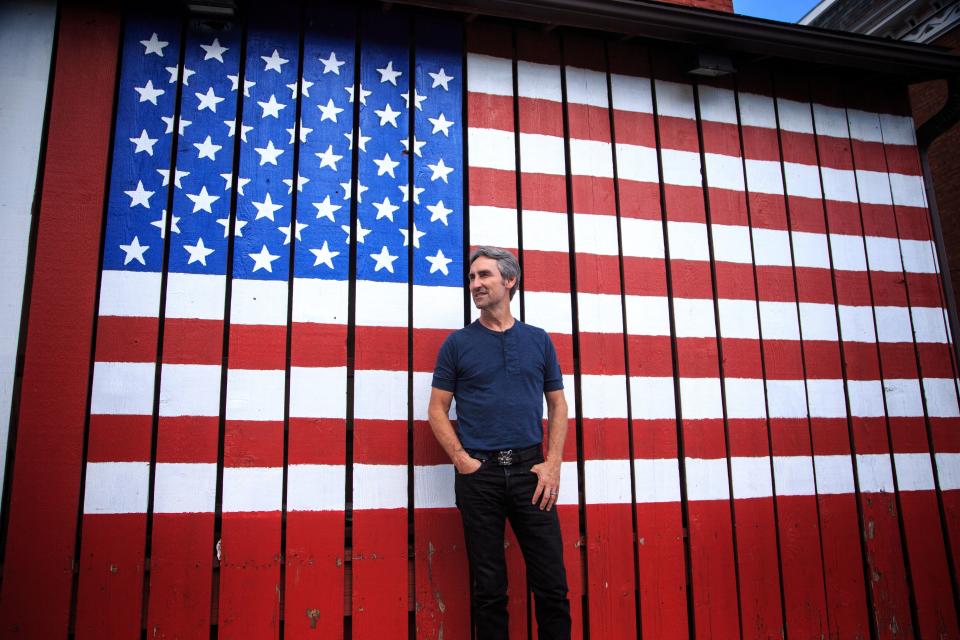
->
[313,196,341,221]
[220,173,250,195]
[186,185,220,213]
[120,236,149,265]
[286,78,313,98]
[370,245,398,273]
[316,144,343,171]
[194,135,223,161]
[318,98,344,123]
[196,86,225,112]
[228,74,255,96]
[249,244,280,272]
[373,152,400,178]
[156,168,189,189]
[372,196,399,222]
[310,240,340,269]
[376,60,403,85]
[254,140,284,166]
[282,174,309,194]
[134,80,164,105]
[184,237,215,265]
[200,38,228,62]
[398,183,424,204]
[258,94,286,119]
[278,221,308,245]
[216,217,247,237]
[140,33,169,57]
[400,136,426,157]
[428,158,454,183]
[252,192,283,221]
[319,51,346,74]
[124,180,154,208]
[374,102,401,128]
[150,209,181,238]
[262,49,289,73]
[345,83,371,105]
[428,113,455,137]
[161,115,191,135]
[224,119,252,142]
[401,89,426,110]
[165,65,195,85]
[429,68,454,91]
[286,121,312,144]
[129,129,158,155]
[344,128,371,152]
[427,200,453,225]
[341,220,371,244]
[340,180,368,202]
[426,249,453,275]
[399,223,425,248]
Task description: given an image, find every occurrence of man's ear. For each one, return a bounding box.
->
[503,276,517,291]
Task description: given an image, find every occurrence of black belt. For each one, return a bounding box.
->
[467,444,542,466]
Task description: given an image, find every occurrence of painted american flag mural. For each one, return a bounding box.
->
[3,4,960,639]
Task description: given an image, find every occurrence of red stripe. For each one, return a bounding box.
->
[156,416,220,463]
[284,511,346,638]
[223,420,284,466]
[635,502,688,640]
[288,418,347,464]
[289,322,347,367]
[228,324,287,370]
[354,420,408,465]
[87,414,152,462]
[217,514,282,636]
[95,315,159,362]
[162,318,224,364]
[817,492,871,638]
[414,510,471,639]
[352,510,408,638]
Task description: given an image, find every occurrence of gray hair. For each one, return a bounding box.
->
[469,246,521,300]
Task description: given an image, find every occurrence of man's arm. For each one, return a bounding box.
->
[531,388,568,510]
[428,387,481,474]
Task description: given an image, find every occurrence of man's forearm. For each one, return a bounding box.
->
[428,411,471,467]
[544,401,568,467]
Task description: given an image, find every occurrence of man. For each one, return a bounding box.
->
[428,246,571,639]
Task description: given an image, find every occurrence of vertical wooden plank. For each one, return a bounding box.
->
[0,6,120,637]
[608,40,689,640]
[146,16,241,638]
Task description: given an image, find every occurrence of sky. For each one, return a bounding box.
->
[733,0,823,23]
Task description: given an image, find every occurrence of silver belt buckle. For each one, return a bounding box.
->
[495,449,514,466]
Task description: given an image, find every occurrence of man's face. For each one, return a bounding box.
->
[469,256,515,310]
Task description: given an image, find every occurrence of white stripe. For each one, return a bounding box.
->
[467,53,513,96]
[83,462,149,514]
[873,306,912,343]
[98,270,161,317]
[717,298,759,339]
[912,306,949,343]
[705,152,744,191]
[222,467,282,512]
[856,454,894,493]
[584,458,632,504]
[517,60,561,101]
[356,280,407,327]
[686,458,730,501]
[855,170,892,206]
[287,464,345,511]
[899,238,937,274]
[923,378,960,418]
[752,227,793,267]
[625,295,670,336]
[813,103,849,139]
[667,220,710,261]
[890,173,926,208]
[730,456,772,499]
[830,233,867,271]
[577,292,624,333]
[153,463,216,513]
[620,217,664,258]
[525,291,573,335]
[468,127,516,171]
[847,380,885,418]
[354,369,407,420]
[159,364,221,417]
[798,302,839,341]
[837,304,875,342]
[846,109,882,143]
[783,162,823,200]
[934,453,960,491]
[878,113,916,146]
[773,456,816,496]
[610,73,652,113]
[580,374,628,419]
[520,209,567,253]
[292,278,348,324]
[414,371,446,421]
[574,213,619,255]
[471,205,518,248]
[679,377,723,420]
[894,453,936,491]
[615,142,659,183]
[766,379,808,419]
[569,138,613,178]
[724,378,766,419]
[413,285,462,330]
[814,455,856,494]
[354,464,407,509]
[673,297,716,338]
[165,272,225,320]
[230,279,288,326]
[629,377,676,419]
[559,461,579,505]
[745,159,784,196]
[654,80,696,120]
[776,98,814,134]
[634,458,681,503]
[821,166,859,203]
[660,148,702,187]
[864,235,903,272]
[413,464,455,509]
[289,366,346,419]
[90,361,155,415]
[519,132,566,175]
[565,67,608,108]
[711,223,753,265]
[697,85,737,124]
[225,369,285,421]
[759,301,801,341]
[807,379,847,418]
[738,93,777,129]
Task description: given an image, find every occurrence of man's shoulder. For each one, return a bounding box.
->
[515,320,550,341]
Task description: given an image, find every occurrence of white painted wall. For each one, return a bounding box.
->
[0,0,58,511]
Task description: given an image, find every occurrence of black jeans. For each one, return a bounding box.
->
[455,455,571,639]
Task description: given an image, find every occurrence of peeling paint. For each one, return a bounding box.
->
[306,608,320,629]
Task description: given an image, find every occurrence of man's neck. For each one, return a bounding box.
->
[478,304,515,332]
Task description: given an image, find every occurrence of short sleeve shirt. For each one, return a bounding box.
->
[431,320,564,451]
